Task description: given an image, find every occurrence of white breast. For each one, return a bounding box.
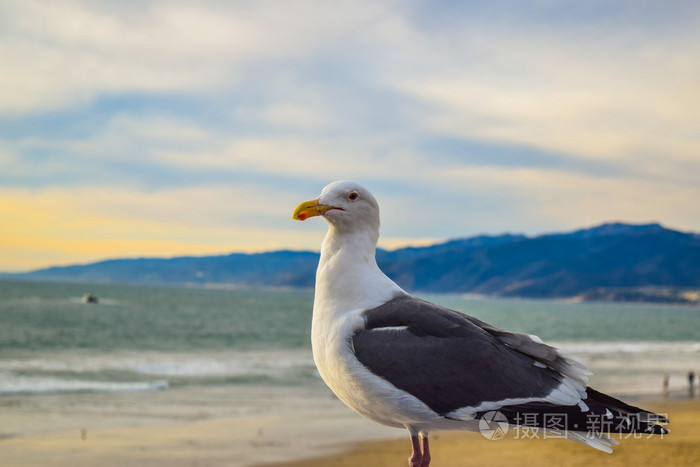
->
[311,307,441,429]
[307,223,446,428]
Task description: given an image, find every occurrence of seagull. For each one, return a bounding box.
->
[293,180,668,467]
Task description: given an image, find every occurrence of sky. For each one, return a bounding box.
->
[1,0,699,272]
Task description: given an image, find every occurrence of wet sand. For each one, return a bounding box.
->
[1,397,697,466]
[0,392,399,467]
[262,398,699,467]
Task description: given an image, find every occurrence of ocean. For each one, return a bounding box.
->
[1,279,698,440]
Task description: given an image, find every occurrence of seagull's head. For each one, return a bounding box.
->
[293,180,380,234]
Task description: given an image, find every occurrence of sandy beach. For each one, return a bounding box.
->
[265,398,700,467]
[0,385,400,467]
[1,396,697,467]
[2,283,697,466]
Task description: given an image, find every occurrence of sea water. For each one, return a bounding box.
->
[0,279,698,438]
[0,280,316,393]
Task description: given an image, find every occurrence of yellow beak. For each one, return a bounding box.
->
[292,198,331,221]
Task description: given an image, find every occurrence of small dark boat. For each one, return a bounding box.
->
[82,294,100,304]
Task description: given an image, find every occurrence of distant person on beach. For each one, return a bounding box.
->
[663,374,670,399]
[689,371,696,398]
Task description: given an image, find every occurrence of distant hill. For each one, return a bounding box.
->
[18,222,700,302]
[378,222,700,299]
[24,250,321,288]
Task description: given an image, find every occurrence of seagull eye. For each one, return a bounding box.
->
[347,192,359,201]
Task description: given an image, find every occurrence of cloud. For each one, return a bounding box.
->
[233,102,334,131]
[379,11,700,169]
[2,109,426,188]
[0,184,322,271]
[0,0,392,114]
[429,164,700,230]
[1,0,699,271]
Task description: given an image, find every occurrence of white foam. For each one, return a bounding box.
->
[0,349,315,378]
[547,340,699,395]
[0,372,168,396]
[0,349,317,396]
[548,340,700,355]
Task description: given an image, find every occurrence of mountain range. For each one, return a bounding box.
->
[15,222,700,303]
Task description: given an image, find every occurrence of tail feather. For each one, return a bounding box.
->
[485,386,668,452]
[585,387,669,423]
[564,431,619,453]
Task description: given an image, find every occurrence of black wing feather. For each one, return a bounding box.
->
[352,294,563,415]
[352,294,669,435]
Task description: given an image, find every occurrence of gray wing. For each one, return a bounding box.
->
[352,294,586,416]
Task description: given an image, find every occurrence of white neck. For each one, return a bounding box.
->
[313,225,403,320]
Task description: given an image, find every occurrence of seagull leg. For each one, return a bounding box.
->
[408,433,423,467]
[419,433,431,467]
